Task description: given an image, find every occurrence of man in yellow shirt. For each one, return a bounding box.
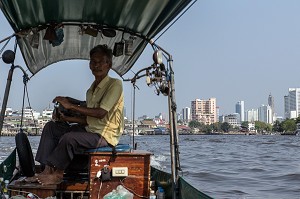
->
[33,45,124,185]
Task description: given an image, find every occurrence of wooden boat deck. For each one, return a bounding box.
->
[8,150,152,199]
[9,179,89,198]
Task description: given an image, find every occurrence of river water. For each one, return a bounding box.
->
[0,134,300,199]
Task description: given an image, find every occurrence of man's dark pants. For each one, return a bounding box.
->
[35,121,108,170]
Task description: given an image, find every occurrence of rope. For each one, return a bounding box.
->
[14,40,23,129]
[0,34,15,45]
[7,188,41,199]
[14,33,35,134]
[20,82,26,129]
[0,36,11,55]
[14,39,17,55]
[25,85,38,135]
[119,178,148,198]
[20,72,30,131]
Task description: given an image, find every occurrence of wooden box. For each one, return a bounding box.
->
[9,177,89,198]
[9,179,56,198]
[89,150,152,199]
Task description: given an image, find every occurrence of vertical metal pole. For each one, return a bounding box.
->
[0,66,15,135]
[150,40,181,198]
[132,83,136,149]
[167,55,180,199]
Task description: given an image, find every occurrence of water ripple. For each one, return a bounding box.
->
[1,134,300,199]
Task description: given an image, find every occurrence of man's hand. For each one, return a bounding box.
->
[52,108,60,121]
[53,96,107,119]
[52,108,65,122]
[53,96,74,110]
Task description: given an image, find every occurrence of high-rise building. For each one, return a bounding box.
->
[219,115,225,123]
[268,93,274,113]
[284,95,290,119]
[182,107,191,123]
[284,88,300,119]
[268,93,276,121]
[191,98,217,125]
[258,104,273,124]
[245,109,259,122]
[216,106,220,122]
[235,101,245,122]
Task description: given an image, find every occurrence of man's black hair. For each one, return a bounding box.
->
[90,44,113,66]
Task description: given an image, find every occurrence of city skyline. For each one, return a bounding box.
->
[1,1,300,118]
[1,87,298,124]
[0,87,292,120]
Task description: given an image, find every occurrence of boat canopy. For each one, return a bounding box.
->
[0,0,192,76]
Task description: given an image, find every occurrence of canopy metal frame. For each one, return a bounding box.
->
[123,40,181,198]
[0,0,194,197]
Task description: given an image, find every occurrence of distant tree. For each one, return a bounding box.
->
[241,121,249,128]
[233,126,240,132]
[177,119,183,124]
[221,122,231,132]
[198,122,207,132]
[188,120,201,129]
[265,123,272,132]
[281,119,296,132]
[272,120,283,132]
[211,122,222,132]
[204,125,213,133]
[255,121,268,133]
[296,116,300,125]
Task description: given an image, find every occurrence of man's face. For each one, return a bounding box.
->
[89,52,111,79]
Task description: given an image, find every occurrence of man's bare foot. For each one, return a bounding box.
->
[37,169,64,185]
[25,165,55,183]
[39,165,55,175]
[25,174,38,183]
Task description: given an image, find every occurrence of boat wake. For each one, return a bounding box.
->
[150,155,167,170]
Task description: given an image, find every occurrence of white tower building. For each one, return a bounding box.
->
[182,107,191,123]
[258,105,273,124]
[284,88,300,119]
[245,109,259,122]
[235,101,245,122]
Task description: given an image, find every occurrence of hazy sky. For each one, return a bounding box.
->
[1,0,300,119]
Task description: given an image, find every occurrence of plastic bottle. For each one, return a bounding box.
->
[2,180,9,199]
[149,190,156,199]
[0,177,4,198]
[0,177,3,191]
[27,193,37,199]
[156,187,165,199]
[155,187,161,197]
